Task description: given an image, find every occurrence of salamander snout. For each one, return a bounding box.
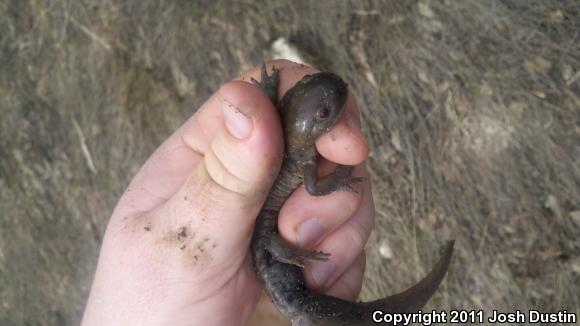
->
[308,72,348,134]
[280,72,349,151]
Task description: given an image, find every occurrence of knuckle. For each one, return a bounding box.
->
[204,146,249,195]
[346,220,367,251]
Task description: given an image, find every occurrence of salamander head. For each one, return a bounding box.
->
[280,72,348,156]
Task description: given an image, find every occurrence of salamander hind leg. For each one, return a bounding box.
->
[267,235,330,268]
[251,63,280,105]
[290,241,456,326]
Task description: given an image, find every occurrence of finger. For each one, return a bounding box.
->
[303,176,374,291]
[240,60,368,166]
[113,80,279,219]
[277,163,367,249]
[325,252,366,301]
[316,92,368,165]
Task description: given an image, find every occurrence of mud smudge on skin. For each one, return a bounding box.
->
[183,237,219,267]
[162,224,195,248]
[177,226,187,241]
[161,225,218,267]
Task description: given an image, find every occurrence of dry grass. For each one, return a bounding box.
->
[0,0,578,325]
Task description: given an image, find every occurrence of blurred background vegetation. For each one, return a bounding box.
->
[0,1,578,325]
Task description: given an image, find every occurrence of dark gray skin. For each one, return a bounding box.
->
[250,64,454,326]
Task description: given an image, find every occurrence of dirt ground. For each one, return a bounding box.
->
[1,1,578,325]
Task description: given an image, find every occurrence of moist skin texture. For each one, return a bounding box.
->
[250,64,454,326]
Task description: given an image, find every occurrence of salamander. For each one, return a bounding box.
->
[250,64,454,326]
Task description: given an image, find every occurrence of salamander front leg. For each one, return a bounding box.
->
[304,161,366,196]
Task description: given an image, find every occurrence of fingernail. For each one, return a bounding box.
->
[221,99,253,139]
[297,219,325,247]
[311,260,334,288]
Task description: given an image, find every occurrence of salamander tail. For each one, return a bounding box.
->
[289,241,455,326]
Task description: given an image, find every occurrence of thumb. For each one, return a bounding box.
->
[151,80,283,281]
[83,80,283,325]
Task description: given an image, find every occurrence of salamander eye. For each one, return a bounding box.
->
[316,107,331,120]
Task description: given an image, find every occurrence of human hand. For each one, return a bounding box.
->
[82,60,374,326]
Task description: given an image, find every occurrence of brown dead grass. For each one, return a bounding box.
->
[0,0,578,325]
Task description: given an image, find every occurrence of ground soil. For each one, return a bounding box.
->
[1,1,578,325]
